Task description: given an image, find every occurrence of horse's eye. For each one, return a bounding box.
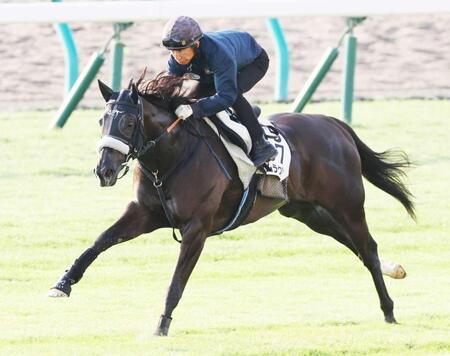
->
[98,118,104,126]
[118,116,135,138]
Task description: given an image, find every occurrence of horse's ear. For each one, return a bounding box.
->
[127,78,133,89]
[130,83,139,104]
[98,79,113,102]
[136,67,147,87]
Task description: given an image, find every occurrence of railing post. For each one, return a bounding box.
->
[341,17,364,124]
[110,22,132,91]
[51,51,105,129]
[52,0,78,94]
[290,47,339,113]
[110,24,124,91]
[111,40,124,91]
[267,18,289,102]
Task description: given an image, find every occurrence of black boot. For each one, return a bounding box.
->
[251,135,278,166]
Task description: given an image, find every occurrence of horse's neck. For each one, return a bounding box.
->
[140,108,194,177]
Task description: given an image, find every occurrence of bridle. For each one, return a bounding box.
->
[96,96,183,179]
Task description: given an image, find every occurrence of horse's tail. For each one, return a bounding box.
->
[336,120,416,220]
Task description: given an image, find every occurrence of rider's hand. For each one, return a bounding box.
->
[175,105,193,120]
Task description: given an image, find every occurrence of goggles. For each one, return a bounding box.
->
[162,35,201,50]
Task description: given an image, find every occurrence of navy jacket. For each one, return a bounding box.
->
[167,31,262,118]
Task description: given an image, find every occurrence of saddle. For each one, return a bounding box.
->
[207,106,260,154]
[205,107,291,189]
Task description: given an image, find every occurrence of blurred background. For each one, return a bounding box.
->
[0,2,449,111]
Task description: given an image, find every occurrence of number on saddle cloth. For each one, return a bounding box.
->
[258,120,291,182]
[255,119,292,200]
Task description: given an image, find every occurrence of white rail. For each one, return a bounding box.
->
[1,0,450,24]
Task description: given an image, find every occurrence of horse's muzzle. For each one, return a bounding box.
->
[95,165,119,187]
[95,147,127,187]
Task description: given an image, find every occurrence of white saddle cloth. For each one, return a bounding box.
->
[203,113,256,189]
[258,117,291,182]
[203,111,291,189]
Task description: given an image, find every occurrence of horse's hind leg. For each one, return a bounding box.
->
[336,207,397,323]
[48,201,162,297]
[279,201,397,323]
[279,201,359,254]
[279,202,406,279]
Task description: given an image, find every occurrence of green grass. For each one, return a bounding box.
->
[0,100,449,355]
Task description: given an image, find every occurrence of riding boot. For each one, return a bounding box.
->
[251,133,278,166]
[232,93,277,166]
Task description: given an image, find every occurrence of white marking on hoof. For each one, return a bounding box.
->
[48,288,69,298]
[380,260,407,279]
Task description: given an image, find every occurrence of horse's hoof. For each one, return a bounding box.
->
[380,261,407,279]
[48,277,72,297]
[48,288,69,298]
[385,314,397,324]
[392,264,407,279]
[153,315,171,336]
[387,264,407,279]
[153,329,168,337]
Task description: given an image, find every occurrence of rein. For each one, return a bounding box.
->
[138,117,183,156]
[134,117,231,243]
[108,102,184,182]
[133,105,186,243]
[137,137,201,243]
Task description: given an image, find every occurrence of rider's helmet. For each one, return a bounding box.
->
[161,16,203,50]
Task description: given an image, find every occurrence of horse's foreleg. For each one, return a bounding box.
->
[48,201,161,297]
[154,220,207,336]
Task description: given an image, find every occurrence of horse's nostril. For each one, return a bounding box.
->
[102,169,114,179]
[97,166,114,180]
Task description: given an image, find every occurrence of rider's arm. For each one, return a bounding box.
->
[190,53,238,118]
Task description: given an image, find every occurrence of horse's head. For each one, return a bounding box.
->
[95,80,143,187]
[95,72,190,187]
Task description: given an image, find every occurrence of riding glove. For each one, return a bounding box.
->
[175,105,193,120]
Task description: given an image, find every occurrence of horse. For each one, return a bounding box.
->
[48,73,415,336]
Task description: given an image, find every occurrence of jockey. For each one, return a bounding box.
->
[161,16,277,167]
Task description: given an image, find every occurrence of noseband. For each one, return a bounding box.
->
[96,96,183,179]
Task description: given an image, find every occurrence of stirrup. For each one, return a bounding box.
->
[252,142,277,166]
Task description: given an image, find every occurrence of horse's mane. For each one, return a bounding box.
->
[135,69,192,112]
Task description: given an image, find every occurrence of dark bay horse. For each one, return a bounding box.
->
[49,74,415,336]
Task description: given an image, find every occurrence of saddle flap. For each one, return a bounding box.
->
[203,115,256,190]
[209,110,252,154]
